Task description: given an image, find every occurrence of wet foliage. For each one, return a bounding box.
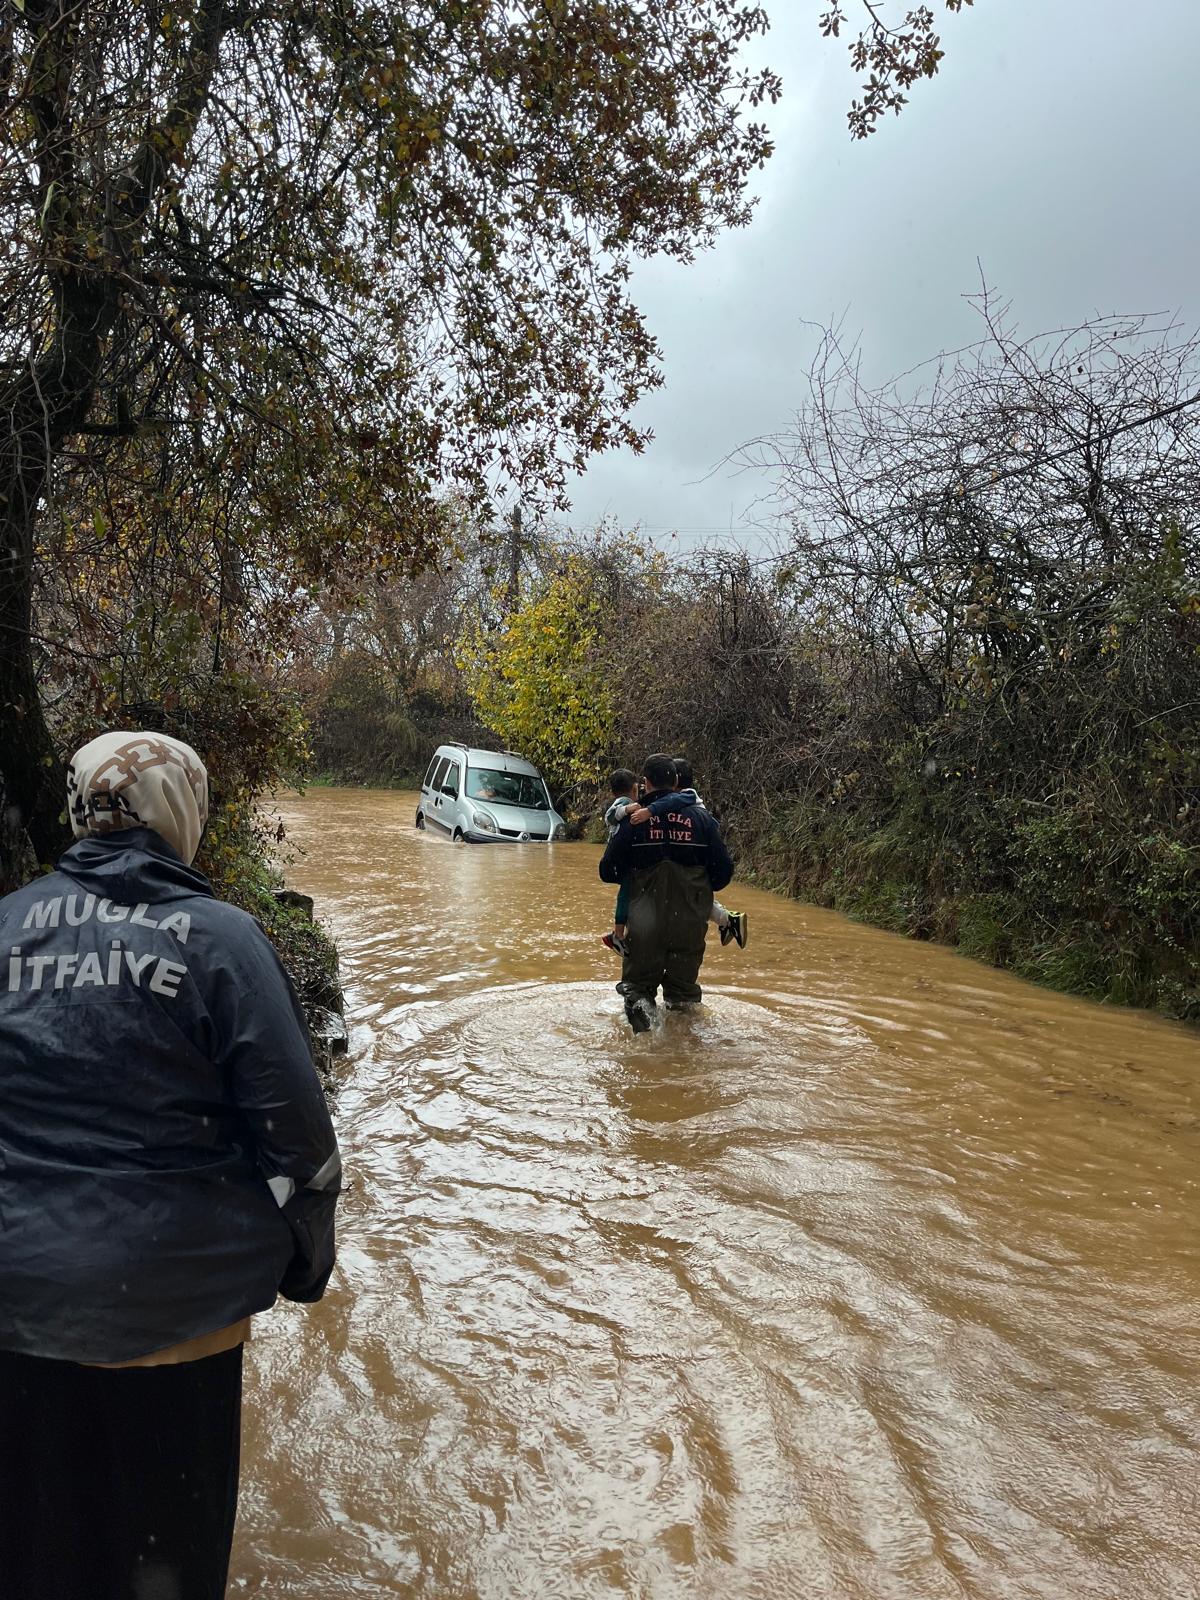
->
[0,0,787,884]
[820,0,975,138]
[725,310,1198,1016]
[437,312,1200,1018]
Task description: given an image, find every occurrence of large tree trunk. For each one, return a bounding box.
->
[0,486,66,892]
[0,766,39,894]
[0,285,114,892]
[0,0,232,895]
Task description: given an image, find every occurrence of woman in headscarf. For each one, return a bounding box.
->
[0,731,342,1600]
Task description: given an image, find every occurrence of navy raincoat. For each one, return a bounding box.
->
[0,829,341,1364]
[598,790,733,892]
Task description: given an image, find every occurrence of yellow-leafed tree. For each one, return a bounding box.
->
[459,560,615,793]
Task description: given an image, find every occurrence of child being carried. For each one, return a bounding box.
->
[599,760,747,956]
[600,768,638,956]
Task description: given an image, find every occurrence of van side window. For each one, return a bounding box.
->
[423,756,440,790]
[429,756,450,793]
[441,762,460,799]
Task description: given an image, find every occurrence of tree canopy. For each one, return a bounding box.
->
[1,0,780,519]
[821,1,975,138]
[0,0,780,877]
[0,0,974,884]
[458,556,616,792]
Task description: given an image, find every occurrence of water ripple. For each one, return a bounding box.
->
[232,790,1200,1599]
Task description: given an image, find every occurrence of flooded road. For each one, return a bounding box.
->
[231,787,1200,1599]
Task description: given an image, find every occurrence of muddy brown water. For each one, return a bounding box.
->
[230,788,1200,1599]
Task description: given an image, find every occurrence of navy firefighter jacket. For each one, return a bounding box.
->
[598,789,734,892]
[0,828,341,1364]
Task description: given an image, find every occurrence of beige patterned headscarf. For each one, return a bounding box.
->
[67,731,210,866]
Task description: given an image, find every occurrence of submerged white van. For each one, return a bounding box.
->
[416,745,567,843]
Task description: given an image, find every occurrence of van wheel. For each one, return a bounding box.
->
[452,827,464,843]
[415,810,425,829]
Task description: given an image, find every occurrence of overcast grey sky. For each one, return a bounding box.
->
[565,0,1200,552]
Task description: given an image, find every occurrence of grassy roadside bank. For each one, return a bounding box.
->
[201,817,346,1093]
[561,782,1198,1024]
[243,881,345,1092]
[265,894,346,1095]
[730,797,1199,1025]
[298,769,1198,1028]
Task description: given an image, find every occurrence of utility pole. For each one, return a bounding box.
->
[506,504,523,613]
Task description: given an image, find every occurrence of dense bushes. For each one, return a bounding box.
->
[299,314,1199,1021]
[474,316,1199,1018]
[33,511,342,1021]
[300,559,493,786]
[661,315,1199,1018]
[307,660,489,786]
[309,658,438,786]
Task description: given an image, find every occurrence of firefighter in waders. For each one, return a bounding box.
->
[598,752,734,1032]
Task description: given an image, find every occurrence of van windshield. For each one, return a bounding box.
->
[466,767,550,810]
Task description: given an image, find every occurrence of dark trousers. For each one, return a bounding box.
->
[621,937,705,1009]
[620,859,712,1011]
[0,1344,243,1600]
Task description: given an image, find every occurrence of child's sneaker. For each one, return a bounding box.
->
[602,931,629,956]
[720,911,748,949]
